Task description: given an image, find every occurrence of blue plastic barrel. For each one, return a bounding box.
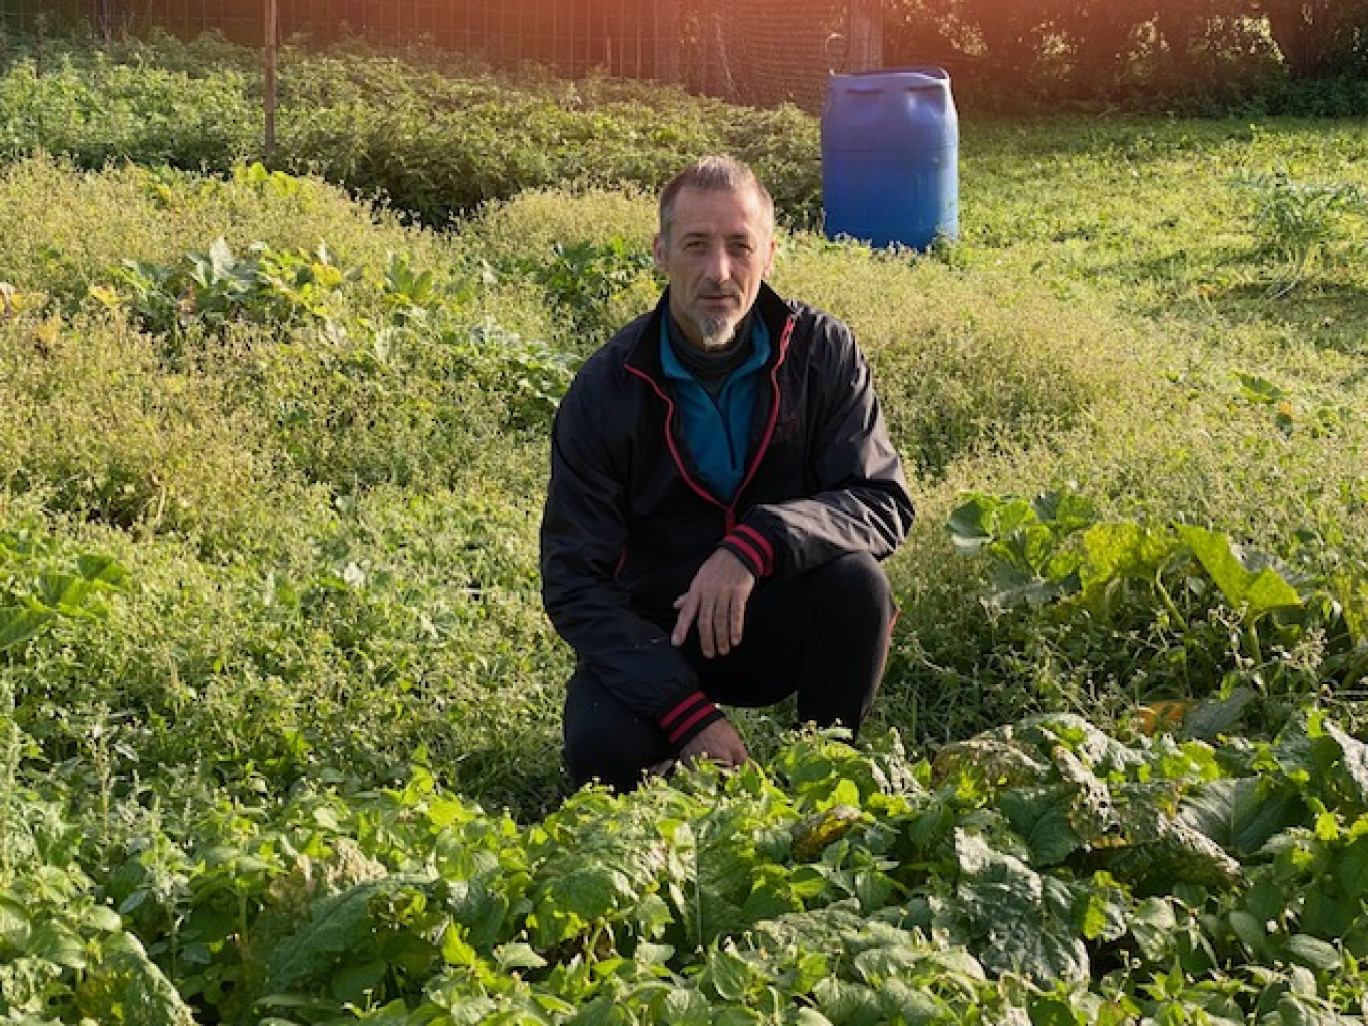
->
[821,67,959,250]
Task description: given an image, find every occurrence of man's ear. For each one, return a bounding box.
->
[762,236,776,277]
[652,234,666,272]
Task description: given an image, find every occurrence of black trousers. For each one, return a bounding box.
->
[563,551,897,791]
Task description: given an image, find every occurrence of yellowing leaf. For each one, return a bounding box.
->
[0,282,48,316]
[1178,525,1301,614]
[312,262,344,288]
[88,284,124,308]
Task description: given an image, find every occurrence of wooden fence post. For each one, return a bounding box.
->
[654,0,680,84]
[264,0,277,160]
[848,0,883,71]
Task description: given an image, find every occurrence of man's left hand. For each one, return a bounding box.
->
[678,717,749,768]
[671,548,754,657]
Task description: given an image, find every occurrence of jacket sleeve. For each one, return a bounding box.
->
[731,317,914,579]
[539,365,726,750]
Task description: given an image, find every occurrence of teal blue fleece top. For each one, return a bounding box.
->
[660,314,771,503]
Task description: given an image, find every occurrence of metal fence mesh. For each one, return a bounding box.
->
[669,0,881,109]
[0,0,882,110]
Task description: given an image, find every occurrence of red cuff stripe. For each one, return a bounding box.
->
[734,525,774,570]
[660,691,707,730]
[726,534,765,574]
[667,703,720,745]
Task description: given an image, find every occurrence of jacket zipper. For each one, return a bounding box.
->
[728,315,795,527]
[624,314,795,534]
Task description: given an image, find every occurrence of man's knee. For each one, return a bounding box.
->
[562,669,670,791]
[810,552,896,623]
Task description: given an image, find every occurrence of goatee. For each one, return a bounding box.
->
[698,315,736,351]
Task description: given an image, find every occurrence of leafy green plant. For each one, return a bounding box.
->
[946,490,1366,717]
[0,530,127,658]
[1238,166,1367,295]
[113,238,356,337]
[0,774,197,1026]
[10,712,1368,1023]
[379,252,446,324]
[0,33,824,229]
[501,237,655,339]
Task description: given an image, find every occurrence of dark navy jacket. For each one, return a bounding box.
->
[539,282,914,750]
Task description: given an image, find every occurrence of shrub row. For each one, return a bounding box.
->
[885,0,1368,112]
[0,32,823,229]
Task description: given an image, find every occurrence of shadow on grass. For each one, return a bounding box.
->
[1201,279,1368,355]
[1099,243,1368,356]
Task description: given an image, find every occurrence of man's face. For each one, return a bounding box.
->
[654,185,775,351]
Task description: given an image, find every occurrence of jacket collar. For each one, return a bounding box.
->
[624,281,793,381]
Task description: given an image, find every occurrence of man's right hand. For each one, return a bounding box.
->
[678,717,749,769]
[671,547,755,658]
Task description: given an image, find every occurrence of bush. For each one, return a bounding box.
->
[0,33,824,229]
[884,0,1368,112]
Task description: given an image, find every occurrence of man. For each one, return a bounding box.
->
[540,155,913,791]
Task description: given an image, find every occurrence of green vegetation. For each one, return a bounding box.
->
[1,33,1367,1025]
[11,718,1368,1024]
[883,0,1368,110]
[0,32,823,228]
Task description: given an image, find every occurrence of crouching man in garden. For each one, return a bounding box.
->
[540,155,914,791]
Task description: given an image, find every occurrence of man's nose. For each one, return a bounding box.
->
[702,243,731,282]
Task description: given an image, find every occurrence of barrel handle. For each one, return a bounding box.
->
[824,32,848,73]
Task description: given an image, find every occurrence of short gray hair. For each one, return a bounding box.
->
[659,155,775,243]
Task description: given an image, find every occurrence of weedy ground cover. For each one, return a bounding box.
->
[0,34,1366,1025]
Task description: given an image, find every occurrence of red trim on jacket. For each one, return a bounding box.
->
[659,690,724,746]
[623,314,796,573]
[729,524,776,576]
[730,315,794,510]
[624,364,721,512]
[722,532,766,576]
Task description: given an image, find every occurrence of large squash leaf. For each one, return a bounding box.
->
[1177,777,1306,858]
[951,831,1090,983]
